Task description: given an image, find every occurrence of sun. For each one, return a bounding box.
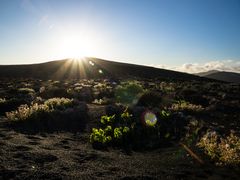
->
[56,33,96,59]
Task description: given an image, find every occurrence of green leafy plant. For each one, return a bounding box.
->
[90,128,112,144]
[113,127,123,139]
[160,110,171,118]
[90,107,174,150]
[100,114,115,125]
[90,109,133,148]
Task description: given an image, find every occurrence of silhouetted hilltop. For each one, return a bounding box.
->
[195,70,219,77]
[0,58,213,81]
[196,70,240,83]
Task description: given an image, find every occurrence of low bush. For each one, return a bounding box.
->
[90,107,176,150]
[0,98,29,115]
[0,98,6,103]
[18,88,35,94]
[115,81,145,106]
[5,98,88,132]
[44,98,74,110]
[39,87,69,99]
[137,91,162,107]
[6,98,76,121]
[6,103,50,121]
[68,87,93,102]
[197,131,240,166]
[92,97,112,105]
[171,100,204,113]
[90,110,133,149]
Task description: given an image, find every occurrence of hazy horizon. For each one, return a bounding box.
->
[0,0,240,73]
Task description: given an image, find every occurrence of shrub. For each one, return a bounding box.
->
[39,86,46,93]
[44,98,74,110]
[18,88,35,94]
[159,82,175,93]
[90,107,175,150]
[90,128,112,145]
[197,131,240,166]
[171,100,204,113]
[0,98,6,103]
[6,98,74,121]
[90,109,133,149]
[92,98,112,105]
[115,81,145,106]
[6,103,50,121]
[137,91,162,107]
[72,87,93,102]
[0,98,29,116]
[6,98,88,132]
[40,87,69,99]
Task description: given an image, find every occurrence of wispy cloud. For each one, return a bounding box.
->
[153,60,240,74]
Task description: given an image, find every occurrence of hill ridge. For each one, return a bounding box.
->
[195,70,240,83]
[0,58,214,81]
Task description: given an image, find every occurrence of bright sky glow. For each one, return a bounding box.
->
[0,0,240,72]
[53,29,102,59]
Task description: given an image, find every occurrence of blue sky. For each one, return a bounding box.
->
[0,0,240,72]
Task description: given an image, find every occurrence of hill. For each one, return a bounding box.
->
[196,70,240,83]
[0,58,212,81]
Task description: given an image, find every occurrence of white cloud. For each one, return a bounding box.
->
[153,60,240,74]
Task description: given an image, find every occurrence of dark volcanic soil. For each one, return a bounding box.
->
[0,104,239,180]
[0,78,240,179]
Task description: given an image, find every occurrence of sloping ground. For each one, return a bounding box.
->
[0,58,211,81]
[0,121,239,179]
[0,78,239,179]
[0,103,240,180]
[196,70,240,83]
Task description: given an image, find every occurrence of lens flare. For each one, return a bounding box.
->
[142,111,158,127]
[89,61,95,66]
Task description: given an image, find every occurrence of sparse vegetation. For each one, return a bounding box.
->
[171,100,204,112]
[6,103,49,121]
[197,131,240,166]
[90,106,179,150]
[115,81,145,105]
[0,77,239,179]
[6,98,76,122]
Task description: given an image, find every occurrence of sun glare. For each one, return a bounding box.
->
[56,32,97,59]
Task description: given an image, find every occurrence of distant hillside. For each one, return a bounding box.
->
[196,70,219,77]
[196,70,240,83]
[0,58,212,81]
